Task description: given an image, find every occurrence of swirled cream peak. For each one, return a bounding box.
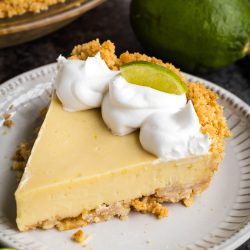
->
[55,52,118,112]
[102,75,187,136]
[140,101,210,160]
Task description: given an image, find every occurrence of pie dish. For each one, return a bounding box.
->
[13,39,231,232]
[0,0,66,18]
[0,0,104,48]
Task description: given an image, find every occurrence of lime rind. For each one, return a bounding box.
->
[120,61,187,95]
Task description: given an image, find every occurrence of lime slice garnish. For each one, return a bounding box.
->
[120,61,187,95]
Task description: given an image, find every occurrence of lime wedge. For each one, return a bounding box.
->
[120,61,187,95]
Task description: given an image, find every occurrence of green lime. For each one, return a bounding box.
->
[130,0,250,71]
[120,61,187,95]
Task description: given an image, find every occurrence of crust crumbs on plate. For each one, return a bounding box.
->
[72,229,93,247]
[72,229,85,243]
[2,112,13,128]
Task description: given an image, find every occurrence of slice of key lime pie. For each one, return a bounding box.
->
[14,39,231,231]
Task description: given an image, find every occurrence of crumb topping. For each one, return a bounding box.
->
[0,0,65,18]
[70,39,119,70]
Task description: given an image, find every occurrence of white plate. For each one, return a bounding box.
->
[0,64,250,250]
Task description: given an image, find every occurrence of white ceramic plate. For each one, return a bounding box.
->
[0,64,249,250]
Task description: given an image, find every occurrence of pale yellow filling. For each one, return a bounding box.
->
[16,95,214,231]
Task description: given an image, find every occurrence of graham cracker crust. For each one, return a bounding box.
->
[24,179,211,231]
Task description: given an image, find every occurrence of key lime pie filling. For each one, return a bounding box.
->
[14,39,231,231]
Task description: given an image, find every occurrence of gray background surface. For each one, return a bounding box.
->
[0,0,249,249]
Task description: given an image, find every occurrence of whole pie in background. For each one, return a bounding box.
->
[0,0,104,49]
[0,0,66,18]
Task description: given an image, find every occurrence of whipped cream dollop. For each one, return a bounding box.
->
[55,53,118,112]
[102,75,186,136]
[55,53,210,160]
[140,101,210,160]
